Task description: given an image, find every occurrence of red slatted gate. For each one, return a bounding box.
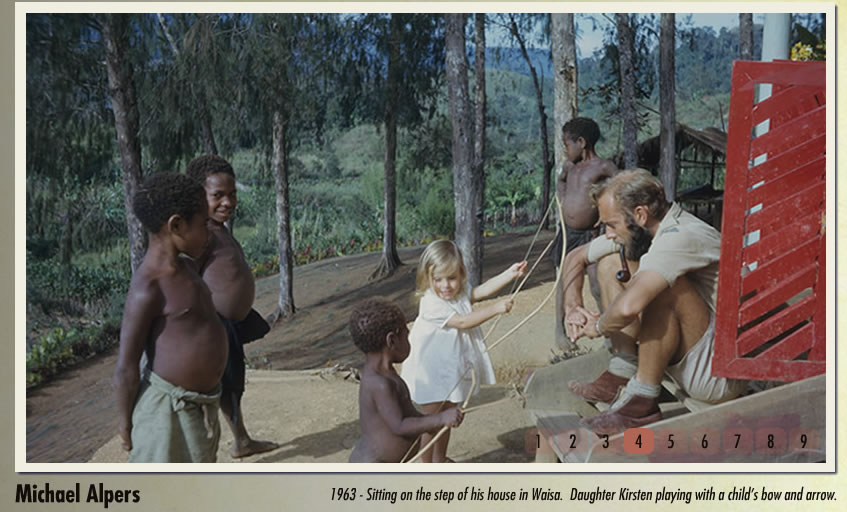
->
[713,60,826,382]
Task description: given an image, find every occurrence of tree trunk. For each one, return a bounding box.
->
[739,14,754,60]
[268,110,295,325]
[371,14,403,280]
[472,13,486,286]
[551,13,577,172]
[446,14,482,286]
[551,13,578,351]
[659,13,677,202]
[509,14,552,229]
[200,103,218,155]
[616,13,638,169]
[102,14,146,273]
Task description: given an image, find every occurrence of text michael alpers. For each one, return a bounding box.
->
[16,483,140,507]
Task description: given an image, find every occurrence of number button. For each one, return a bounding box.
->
[755,428,787,455]
[788,428,821,453]
[623,428,654,454]
[722,427,754,455]
[653,429,688,457]
[690,428,721,456]
[553,429,591,455]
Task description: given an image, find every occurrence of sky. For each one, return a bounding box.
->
[489,13,768,57]
[576,13,767,56]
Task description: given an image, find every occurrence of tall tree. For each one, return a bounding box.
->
[551,13,577,172]
[270,109,294,322]
[101,14,146,272]
[445,14,483,286]
[350,14,445,279]
[659,14,677,201]
[246,14,302,324]
[507,13,553,228]
[371,13,403,278]
[739,13,754,60]
[550,13,577,351]
[616,13,638,168]
[472,13,486,286]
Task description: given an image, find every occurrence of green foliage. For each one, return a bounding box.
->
[27,323,120,386]
[27,250,130,317]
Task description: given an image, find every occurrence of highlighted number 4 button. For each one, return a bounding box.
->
[623,428,654,454]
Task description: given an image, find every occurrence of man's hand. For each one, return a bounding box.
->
[566,306,600,340]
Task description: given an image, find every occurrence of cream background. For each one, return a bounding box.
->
[6,1,843,510]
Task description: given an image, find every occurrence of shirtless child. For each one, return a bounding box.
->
[348,298,464,463]
[186,155,278,458]
[553,117,619,349]
[114,173,228,462]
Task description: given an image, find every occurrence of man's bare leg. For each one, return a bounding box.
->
[584,275,711,434]
[221,391,279,458]
[635,275,710,386]
[568,254,639,403]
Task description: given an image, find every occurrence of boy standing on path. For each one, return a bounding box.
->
[187,155,279,458]
[114,173,228,462]
[553,117,619,350]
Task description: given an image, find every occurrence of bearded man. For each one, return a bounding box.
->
[561,169,746,435]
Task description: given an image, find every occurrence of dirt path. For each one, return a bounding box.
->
[27,231,562,463]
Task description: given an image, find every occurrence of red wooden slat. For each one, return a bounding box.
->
[742,214,821,265]
[722,358,824,382]
[733,60,825,92]
[741,238,819,295]
[751,85,824,127]
[748,135,825,184]
[739,266,816,326]
[747,156,825,206]
[736,294,816,355]
[752,323,814,362]
[745,182,825,234]
[809,233,826,362]
[713,63,757,376]
[750,107,825,158]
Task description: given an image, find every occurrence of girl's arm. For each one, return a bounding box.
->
[444,299,513,330]
[471,261,527,302]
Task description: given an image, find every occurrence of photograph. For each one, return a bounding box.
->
[19,4,832,476]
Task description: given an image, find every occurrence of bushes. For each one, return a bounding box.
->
[26,324,120,386]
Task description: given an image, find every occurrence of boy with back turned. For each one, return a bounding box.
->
[114,173,228,462]
[349,298,463,463]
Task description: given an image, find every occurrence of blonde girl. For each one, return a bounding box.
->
[401,240,526,462]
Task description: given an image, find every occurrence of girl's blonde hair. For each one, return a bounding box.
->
[415,240,467,297]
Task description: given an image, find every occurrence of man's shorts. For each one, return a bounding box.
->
[551,226,599,268]
[665,315,748,403]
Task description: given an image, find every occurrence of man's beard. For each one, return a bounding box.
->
[625,216,653,261]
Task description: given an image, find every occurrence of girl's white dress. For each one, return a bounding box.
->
[401,285,496,404]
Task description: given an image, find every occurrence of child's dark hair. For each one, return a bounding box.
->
[562,117,601,148]
[132,173,207,233]
[185,154,236,184]
[349,298,406,353]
